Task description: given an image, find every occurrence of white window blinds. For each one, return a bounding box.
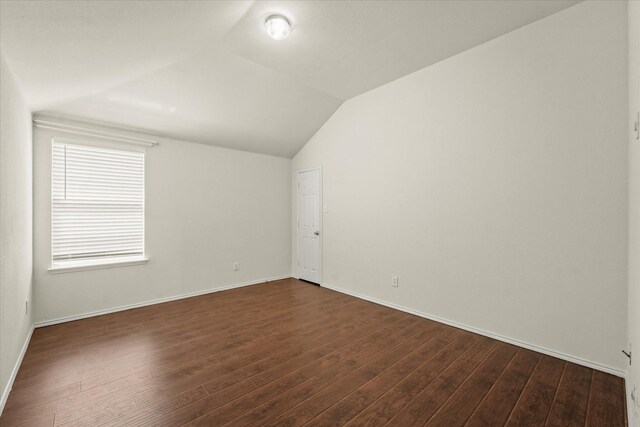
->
[52,141,145,267]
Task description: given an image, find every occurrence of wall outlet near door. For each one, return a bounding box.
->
[392,276,399,287]
[233,262,239,271]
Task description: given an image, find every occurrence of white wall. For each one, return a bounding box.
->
[33,122,291,323]
[292,0,629,372]
[628,0,640,422]
[0,56,33,409]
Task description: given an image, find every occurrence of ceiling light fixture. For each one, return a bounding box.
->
[265,14,292,40]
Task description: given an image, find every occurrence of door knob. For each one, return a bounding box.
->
[314,231,320,236]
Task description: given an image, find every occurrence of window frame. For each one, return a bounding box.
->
[48,137,148,273]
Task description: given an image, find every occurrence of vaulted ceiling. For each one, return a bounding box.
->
[0,0,580,157]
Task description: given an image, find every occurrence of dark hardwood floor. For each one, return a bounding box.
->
[0,278,626,426]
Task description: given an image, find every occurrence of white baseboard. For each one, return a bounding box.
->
[0,325,34,416]
[34,275,291,328]
[321,282,627,379]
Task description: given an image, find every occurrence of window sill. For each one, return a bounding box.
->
[48,257,149,274]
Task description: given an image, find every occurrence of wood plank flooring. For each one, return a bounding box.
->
[0,278,626,426]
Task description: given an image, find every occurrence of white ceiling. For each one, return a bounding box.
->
[0,0,580,157]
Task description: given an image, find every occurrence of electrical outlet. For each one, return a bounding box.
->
[25,300,29,314]
[632,386,639,416]
[233,262,239,271]
[392,276,399,287]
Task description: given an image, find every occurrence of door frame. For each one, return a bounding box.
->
[296,167,323,284]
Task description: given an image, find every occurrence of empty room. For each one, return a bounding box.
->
[0,0,639,425]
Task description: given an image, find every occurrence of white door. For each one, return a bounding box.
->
[297,168,322,284]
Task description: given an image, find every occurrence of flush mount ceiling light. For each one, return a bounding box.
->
[265,14,292,40]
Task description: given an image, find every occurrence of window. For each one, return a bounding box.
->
[51,140,145,270]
